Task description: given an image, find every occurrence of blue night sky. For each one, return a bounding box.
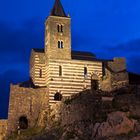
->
[0,0,140,118]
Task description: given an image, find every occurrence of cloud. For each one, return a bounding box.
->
[72,35,140,74]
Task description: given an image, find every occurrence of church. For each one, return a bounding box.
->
[0,0,129,138]
[29,0,128,104]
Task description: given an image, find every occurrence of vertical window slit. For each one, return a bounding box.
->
[39,69,42,78]
[84,67,87,77]
[59,66,62,76]
[61,25,63,32]
[61,41,63,48]
[57,25,60,32]
[58,41,61,48]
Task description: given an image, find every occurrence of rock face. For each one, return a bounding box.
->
[92,111,135,139]
[130,136,140,140]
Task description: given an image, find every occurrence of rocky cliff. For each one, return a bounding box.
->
[8,85,140,140]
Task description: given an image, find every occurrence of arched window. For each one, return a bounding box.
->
[54,92,62,101]
[58,41,61,48]
[58,41,64,49]
[61,25,63,32]
[84,67,87,77]
[57,25,60,32]
[19,116,28,129]
[61,41,63,48]
[57,25,63,33]
[59,66,62,76]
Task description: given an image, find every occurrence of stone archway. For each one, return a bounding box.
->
[91,73,100,91]
[19,116,28,129]
[54,92,62,101]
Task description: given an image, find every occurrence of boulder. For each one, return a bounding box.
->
[92,111,135,139]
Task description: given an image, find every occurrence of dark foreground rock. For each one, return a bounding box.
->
[92,111,135,139]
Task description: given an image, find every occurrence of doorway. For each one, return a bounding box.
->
[19,116,28,129]
[91,79,99,90]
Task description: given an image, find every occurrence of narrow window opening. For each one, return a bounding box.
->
[61,41,63,48]
[58,41,63,49]
[57,25,60,32]
[58,41,61,48]
[54,92,62,101]
[59,66,62,76]
[84,67,87,77]
[39,69,42,78]
[61,25,63,32]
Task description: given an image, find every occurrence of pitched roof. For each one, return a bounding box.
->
[72,51,96,61]
[33,48,44,53]
[50,0,66,17]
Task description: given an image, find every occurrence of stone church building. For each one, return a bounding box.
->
[0,0,128,138]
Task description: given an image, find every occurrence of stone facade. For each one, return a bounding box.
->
[45,16,71,60]
[7,84,49,134]
[101,58,129,91]
[0,0,129,138]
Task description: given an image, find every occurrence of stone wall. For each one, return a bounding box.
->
[30,49,46,87]
[101,58,129,91]
[47,59,103,105]
[0,120,7,140]
[7,84,49,135]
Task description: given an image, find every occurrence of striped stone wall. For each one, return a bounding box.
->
[47,59,103,105]
[30,50,46,87]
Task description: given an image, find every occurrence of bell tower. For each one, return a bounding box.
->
[45,0,71,60]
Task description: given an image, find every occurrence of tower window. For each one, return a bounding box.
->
[57,25,60,32]
[61,41,63,48]
[61,25,63,32]
[58,41,64,49]
[57,24,63,33]
[59,66,62,76]
[84,67,87,77]
[58,41,61,48]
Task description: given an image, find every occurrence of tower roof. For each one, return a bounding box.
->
[50,0,66,17]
